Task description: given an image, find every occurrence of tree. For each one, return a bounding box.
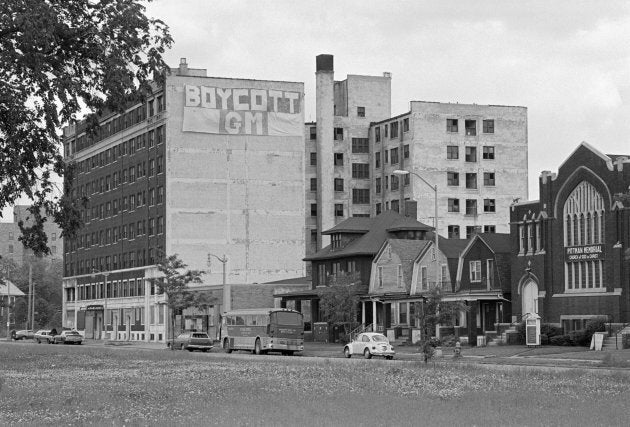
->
[318,272,362,341]
[156,253,216,349]
[0,0,173,254]
[414,287,469,361]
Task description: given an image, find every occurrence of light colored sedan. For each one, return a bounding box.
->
[50,330,83,345]
[343,332,395,360]
[34,330,57,344]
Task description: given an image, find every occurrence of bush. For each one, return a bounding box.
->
[568,329,590,346]
[549,334,572,346]
[585,317,607,337]
[515,321,526,344]
[540,334,549,345]
[540,324,562,338]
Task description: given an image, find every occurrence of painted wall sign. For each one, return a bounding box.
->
[565,244,605,261]
[182,85,302,136]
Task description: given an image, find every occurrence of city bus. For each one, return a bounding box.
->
[219,308,304,355]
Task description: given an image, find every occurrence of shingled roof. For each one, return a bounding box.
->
[305,211,432,261]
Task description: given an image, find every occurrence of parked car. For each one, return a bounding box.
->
[34,329,58,344]
[13,330,34,340]
[167,332,213,352]
[343,332,395,360]
[50,330,83,345]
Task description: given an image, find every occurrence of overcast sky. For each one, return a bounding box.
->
[147,0,630,199]
[4,0,629,222]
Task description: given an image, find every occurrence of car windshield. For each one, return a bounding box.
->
[66,331,80,335]
[192,333,208,338]
[371,334,388,342]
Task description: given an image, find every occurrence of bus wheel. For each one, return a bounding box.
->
[223,339,232,354]
[254,339,263,355]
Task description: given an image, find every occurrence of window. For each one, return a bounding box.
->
[334,204,344,217]
[390,148,399,164]
[157,186,164,204]
[447,172,459,186]
[465,146,477,162]
[448,225,460,239]
[391,199,399,213]
[397,265,403,288]
[8,244,13,254]
[466,226,481,239]
[357,106,365,117]
[352,138,369,153]
[310,178,317,191]
[403,174,410,186]
[448,198,460,213]
[157,156,163,174]
[378,266,383,288]
[384,124,388,138]
[403,144,409,159]
[483,146,495,160]
[384,150,388,164]
[483,119,494,133]
[352,189,370,204]
[334,127,343,141]
[375,177,381,194]
[484,225,496,233]
[310,203,317,217]
[375,127,381,142]
[483,172,495,186]
[465,173,477,189]
[8,232,13,240]
[469,261,482,282]
[421,266,428,290]
[447,146,458,160]
[466,199,477,216]
[334,153,343,166]
[310,127,316,140]
[384,176,388,190]
[375,152,381,168]
[447,119,458,133]
[310,152,317,166]
[334,178,344,192]
[484,199,496,213]
[465,120,476,136]
[376,203,382,215]
[350,163,369,180]
[391,175,399,191]
[390,121,399,138]
[403,117,409,132]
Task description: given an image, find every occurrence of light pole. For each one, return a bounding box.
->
[393,169,440,288]
[91,268,110,340]
[207,254,229,311]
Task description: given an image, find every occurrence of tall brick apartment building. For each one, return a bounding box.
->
[61,60,305,342]
[510,142,630,331]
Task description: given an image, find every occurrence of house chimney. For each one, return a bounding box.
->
[179,58,188,75]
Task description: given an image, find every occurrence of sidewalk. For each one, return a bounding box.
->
[89,338,630,368]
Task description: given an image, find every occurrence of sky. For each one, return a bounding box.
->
[146,0,630,199]
[4,0,629,221]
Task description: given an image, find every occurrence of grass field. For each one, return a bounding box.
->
[1,342,629,426]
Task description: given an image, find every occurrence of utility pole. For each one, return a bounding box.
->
[27,262,32,330]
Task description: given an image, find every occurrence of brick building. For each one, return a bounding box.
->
[510,142,630,332]
[372,101,528,239]
[61,59,306,342]
[0,205,63,266]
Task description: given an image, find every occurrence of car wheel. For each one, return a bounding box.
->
[385,356,393,360]
[37,339,41,344]
[344,347,351,358]
[363,348,372,359]
[180,343,185,350]
[254,338,263,355]
[223,338,232,354]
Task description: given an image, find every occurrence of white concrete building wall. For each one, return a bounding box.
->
[165,75,306,286]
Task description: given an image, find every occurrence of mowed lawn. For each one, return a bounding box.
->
[1,343,629,426]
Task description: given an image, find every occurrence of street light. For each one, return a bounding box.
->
[91,268,110,340]
[207,254,229,311]
[393,169,440,288]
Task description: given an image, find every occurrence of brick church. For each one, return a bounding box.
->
[510,142,630,331]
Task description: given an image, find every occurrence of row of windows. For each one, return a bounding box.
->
[375,174,409,193]
[66,217,164,253]
[316,261,358,286]
[76,158,163,200]
[74,126,165,174]
[518,221,545,255]
[447,172,495,188]
[65,246,163,277]
[374,118,410,142]
[374,145,410,168]
[447,119,494,136]
[67,97,164,155]
[448,198,496,215]
[80,186,164,224]
[448,225,495,239]
[447,145,495,161]
[565,260,603,290]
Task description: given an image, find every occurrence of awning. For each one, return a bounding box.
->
[441,293,510,303]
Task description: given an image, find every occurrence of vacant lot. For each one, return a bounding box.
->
[1,343,628,426]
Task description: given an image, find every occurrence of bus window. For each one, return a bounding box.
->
[274,311,302,325]
[235,316,245,325]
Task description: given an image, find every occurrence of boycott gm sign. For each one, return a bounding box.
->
[182,85,302,137]
[565,244,605,262]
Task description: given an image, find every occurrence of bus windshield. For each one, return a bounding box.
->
[274,311,302,325]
